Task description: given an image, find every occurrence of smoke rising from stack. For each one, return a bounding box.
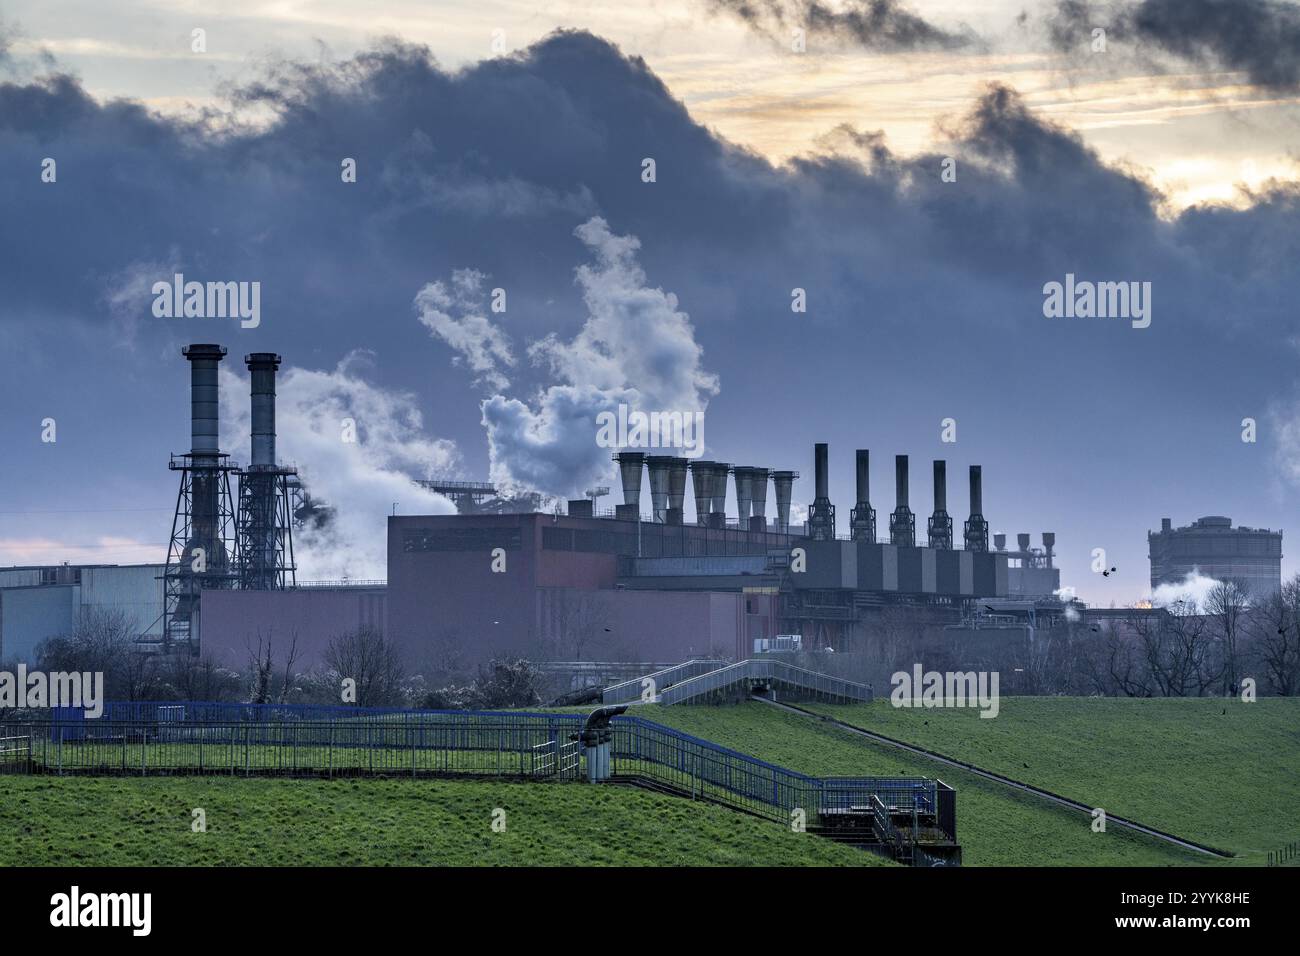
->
[219,352,458,580]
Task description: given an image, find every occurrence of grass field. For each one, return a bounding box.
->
[805,696,1300,864]
[636,697,1299,866]
[5,696,1292,867]
[0,775,884,867]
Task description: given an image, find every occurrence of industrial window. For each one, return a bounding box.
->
[542,526,637,554]
[403,527,521,552]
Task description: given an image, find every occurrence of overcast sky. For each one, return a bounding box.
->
[2,0,1299,602]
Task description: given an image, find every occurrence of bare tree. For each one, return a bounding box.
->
[544,593,613,662]
[1251,576,1300,695]
[324,626,406,707]
[1205,578,1250,695]
[36,607,162,701]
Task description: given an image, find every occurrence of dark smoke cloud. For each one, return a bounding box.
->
[3,28,1300,588]
[705,0,977,50]
[1047,0,1300,91]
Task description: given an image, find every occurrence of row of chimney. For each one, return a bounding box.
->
[810,443,989,550]
[609,453,799,532]
[995,532,1056,567]
[607,443,995,550]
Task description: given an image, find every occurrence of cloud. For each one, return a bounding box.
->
[1046,0,1300,92]
[705,0,977,51]
[220,352,459,580]
[4,27,1300,593]
[414,269,516,391]
[481,216,719,497]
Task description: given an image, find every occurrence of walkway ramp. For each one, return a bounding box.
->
[602,659,727,704]
[657,659,873,705]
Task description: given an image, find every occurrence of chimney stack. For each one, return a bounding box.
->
[964,465,988,551]
[889,454,915,546]
[614,451,645,508]
[666,457,688,525]
[733,467,754,528]
[646,456,672,523]
[928,459,952,549]
[184,344,227,459]
[850,449,876,542]
[772,471,796,535]
[749,468,770,532]
[690,460,716,526]
[808,443,834,540]
[1042,532,1055,568]
[709,463,731,528]
[245,353,281,468]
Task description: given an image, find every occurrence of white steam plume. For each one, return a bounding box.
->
[220,350,458,580]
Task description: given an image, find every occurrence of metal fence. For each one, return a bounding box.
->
[0,707,941,838]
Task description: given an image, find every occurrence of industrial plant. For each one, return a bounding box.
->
[4,343,1073,671]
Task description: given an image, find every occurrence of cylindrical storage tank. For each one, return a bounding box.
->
[1017,533,1031,553]
[994,533,1007,551]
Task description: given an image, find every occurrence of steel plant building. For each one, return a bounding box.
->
[1149,516,1283,599]
[382,444,1009,668]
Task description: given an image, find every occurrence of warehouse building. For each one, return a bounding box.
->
[0,564,166,663]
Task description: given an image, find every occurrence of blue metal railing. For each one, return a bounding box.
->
[7,702,947,839]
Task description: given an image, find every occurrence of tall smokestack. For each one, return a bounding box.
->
[772,471,796,534]
[808,443,834,540]
[1042,532,1056,568]
[185,344,226,459]
[814,443,829,499]
[734,467,754,527]
[666,457,689,525]
[890,454,915,546]
[646,456,672,523]
[928,459,952,549]
[850,449,875,542]
[614,452,645,508]
[964,465,988,551]
[246,353,281,467]
[690,460,716,525]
